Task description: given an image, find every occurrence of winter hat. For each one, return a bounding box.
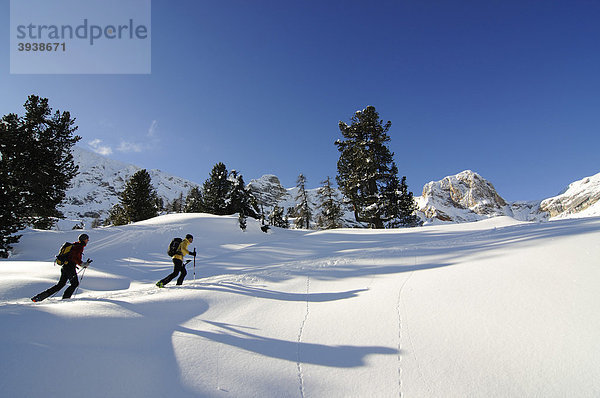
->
[78,233,89,242]
[185,234,194,240]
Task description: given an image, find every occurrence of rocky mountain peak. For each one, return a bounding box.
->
[247,174,291,209]
[540,172,600,218]
[418,170,511,222]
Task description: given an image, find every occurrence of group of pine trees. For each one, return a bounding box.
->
[106,163,260,231]
[0,96,419,257]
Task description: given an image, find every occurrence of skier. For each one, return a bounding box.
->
[156,234,196,287]
[31,233,92,302]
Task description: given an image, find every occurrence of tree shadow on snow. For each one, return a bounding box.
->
[180,281,369,302]
[177,320,399,368]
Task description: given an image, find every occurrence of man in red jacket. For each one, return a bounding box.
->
[31,234,92,302]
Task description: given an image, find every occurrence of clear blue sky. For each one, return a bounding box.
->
[2,0,599,201]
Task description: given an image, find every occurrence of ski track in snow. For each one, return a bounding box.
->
[398,262,434,398]
[397,269,414,398]
[296,275,310,398]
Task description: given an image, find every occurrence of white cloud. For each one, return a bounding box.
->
[117,141,143,153]
[88,139,113,156]
[148,120,158,138]
[116,120,161,154]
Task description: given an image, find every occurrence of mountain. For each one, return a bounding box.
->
[61,148,600,228]
[540,172,600,219]
[416,170,600,223]
[59,147,199,226]
[416,170,514,223]
[415,170,549,223]
[247,174,291,211]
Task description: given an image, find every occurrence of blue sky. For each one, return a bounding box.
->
[2,0,599,201]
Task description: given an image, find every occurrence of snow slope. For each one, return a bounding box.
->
[1,214,600,397]
[541,171,600,219]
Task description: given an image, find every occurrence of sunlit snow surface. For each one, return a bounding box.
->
[2,213,599,397]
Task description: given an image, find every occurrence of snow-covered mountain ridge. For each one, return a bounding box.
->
[540,172,600,219]
[416,170,600,223]
[63,147,600,226]
[416,170,546,223]
[60,147,199,223]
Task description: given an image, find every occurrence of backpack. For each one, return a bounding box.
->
[55,241,74,265]
[167,238,183,257]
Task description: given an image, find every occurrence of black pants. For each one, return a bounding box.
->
[159,258,187,286]
[32,264,79,301]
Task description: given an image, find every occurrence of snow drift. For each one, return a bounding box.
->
[1,213,599,397]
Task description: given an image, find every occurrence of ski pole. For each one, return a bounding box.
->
[73,267,86,298]
[73,259,92,298]
[193,247,196,281]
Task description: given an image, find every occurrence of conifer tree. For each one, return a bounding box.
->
[268,204,289,228]
[1,96,80,255]
[184,186,205,213]
[238,212,247,231]
[203,162,231,215]
[21,96,80,228]
[106,203,129,226]
[316,176,344,229]
[335,106,417,228]
[108,169,159,225]
[228,170,259,219]
[169,192,185,213]
[0,114,24,257]
[293,174,313,229]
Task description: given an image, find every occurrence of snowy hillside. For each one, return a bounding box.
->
[1,214,599,397]
[541,171,600,219]
[59,147,199,225]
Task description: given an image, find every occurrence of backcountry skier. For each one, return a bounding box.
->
[156,234,196,287]
[31,233,92,302]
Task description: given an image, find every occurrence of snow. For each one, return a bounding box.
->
[58,146,199,227]
[542,171,600,220]
[2,214,600,397]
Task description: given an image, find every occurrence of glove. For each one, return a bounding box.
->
[191,251,197,257]
[81,259,93,268]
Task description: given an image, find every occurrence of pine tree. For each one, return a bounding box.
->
[168,192,185,213]
[1,96,80,256]
[21,96,80,228]
[0,114,24,257]
[293,174,313,229]
[228,170,259,219]
[316,176,344,229]
[203,162,231,215]
[238,212,247,231]
[106,203,129,226]
[335,106,417,228]
[108,169,159,225]
[268,204,289,228]
[91,216,102,229]
[184,186,204,213]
